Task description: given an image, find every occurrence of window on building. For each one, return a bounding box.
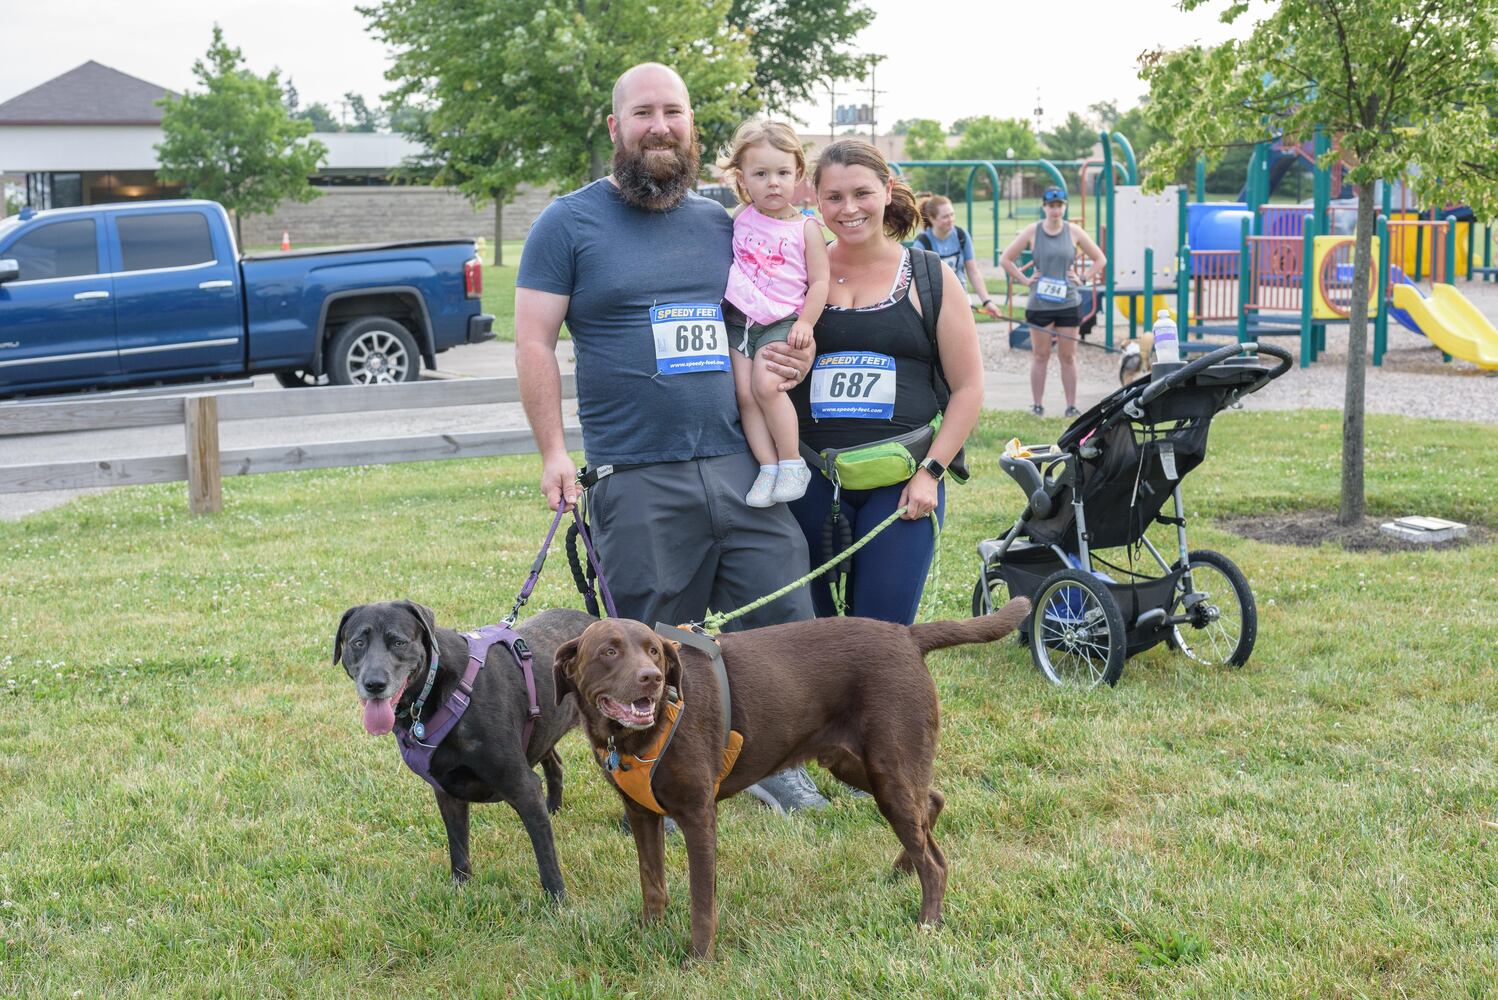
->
[8,219,99,281]
[116,212,216,271]
[47,174,84,209]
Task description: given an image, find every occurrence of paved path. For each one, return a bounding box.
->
[0,339,1116,522]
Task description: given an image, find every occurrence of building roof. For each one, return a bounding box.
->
[0,61,176,126]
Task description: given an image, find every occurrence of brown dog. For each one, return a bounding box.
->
[552,599,1030,959]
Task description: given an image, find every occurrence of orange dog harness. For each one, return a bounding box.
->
[594,625,744,815]
[594,695,744,815]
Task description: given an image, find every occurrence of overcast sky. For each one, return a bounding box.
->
[1,0,1256,132]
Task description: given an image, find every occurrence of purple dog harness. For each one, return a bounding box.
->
[394,625,538,790]
[390,505,580,790]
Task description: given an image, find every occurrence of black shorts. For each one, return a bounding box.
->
[1025,305,1082,329]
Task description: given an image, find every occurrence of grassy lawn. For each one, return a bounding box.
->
[2,409,1495,996]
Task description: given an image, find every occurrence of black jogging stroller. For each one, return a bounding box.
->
[972,340,1293,687]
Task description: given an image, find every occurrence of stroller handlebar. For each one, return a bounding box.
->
[1138,342,1252,407]
[1133,341,1293,410]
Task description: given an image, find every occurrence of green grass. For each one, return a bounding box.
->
[2,409,1495,996]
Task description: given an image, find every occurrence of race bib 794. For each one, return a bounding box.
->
[809,352,897,420]
[650,303,730,375]
[1033,277,1069,303]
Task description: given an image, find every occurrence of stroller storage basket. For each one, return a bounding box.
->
[992,544,1183,658]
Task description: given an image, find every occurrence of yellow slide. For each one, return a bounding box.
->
[1391,283,1498,369]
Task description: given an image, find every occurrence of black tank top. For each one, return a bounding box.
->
[791,284,942,452]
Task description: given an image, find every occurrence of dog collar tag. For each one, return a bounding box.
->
[411,720,426,741]
[605,738,620,772]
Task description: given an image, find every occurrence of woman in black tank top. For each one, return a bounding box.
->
[781,139,984,625]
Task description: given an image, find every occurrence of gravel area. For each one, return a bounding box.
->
[976,275,1498,423]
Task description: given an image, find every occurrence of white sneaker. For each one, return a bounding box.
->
[745,467,778,507]
[769,463,812,504]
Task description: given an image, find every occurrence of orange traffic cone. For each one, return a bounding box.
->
[280,230,291,251]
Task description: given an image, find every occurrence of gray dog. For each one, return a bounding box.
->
[334,601,593,898]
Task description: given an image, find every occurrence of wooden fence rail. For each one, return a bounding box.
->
[0,376,579,514]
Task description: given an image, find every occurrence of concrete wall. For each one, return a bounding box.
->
[239,183,555,248]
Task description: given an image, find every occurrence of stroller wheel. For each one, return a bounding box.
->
[1029,568,1126,688]
[1168,550,1257,667]
[973,568,1028,645]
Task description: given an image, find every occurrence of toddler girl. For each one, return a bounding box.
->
[721,120,830,506]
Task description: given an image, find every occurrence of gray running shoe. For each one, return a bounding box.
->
[618,813,679,837]
[745,766,829,814]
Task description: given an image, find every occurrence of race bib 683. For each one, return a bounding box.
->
[650,303,730,375]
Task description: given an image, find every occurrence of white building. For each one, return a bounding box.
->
[0,61,549,243]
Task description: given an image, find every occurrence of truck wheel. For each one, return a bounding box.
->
[326,318,420,386]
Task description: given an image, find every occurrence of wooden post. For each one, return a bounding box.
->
[184,395,222,514]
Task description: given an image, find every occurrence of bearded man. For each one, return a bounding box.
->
[515,63,828,815]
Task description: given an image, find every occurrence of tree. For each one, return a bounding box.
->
[292,101,340,132]
[899,118,954,199]
[1141,0,1498,524]
[364,0,758,264]
[1090,97,1165,166]
[727,0,878,118]
[343,92,381,132]
[954,117,1039,163]
[156,26,327,246]
[1041,111,1098,161]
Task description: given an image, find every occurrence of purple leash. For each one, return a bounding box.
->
[504,503,570,625]
[570,501,619,619]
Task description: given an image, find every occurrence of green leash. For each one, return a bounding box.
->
[701,505,909,632]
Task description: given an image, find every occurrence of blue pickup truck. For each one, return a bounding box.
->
[0,200,493,397]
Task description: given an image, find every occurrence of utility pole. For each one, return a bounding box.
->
[866,55,887,148]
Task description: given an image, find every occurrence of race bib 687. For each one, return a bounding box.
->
[650,303,730,375]
[809,351,897,419]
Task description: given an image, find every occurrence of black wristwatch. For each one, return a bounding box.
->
[918,456,947,481]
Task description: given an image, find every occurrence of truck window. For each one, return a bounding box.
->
[8,219,99,281]
[117,212,217,272]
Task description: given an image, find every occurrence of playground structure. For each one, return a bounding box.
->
[896,130,1498,370]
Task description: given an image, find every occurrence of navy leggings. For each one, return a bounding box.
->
[786,472,945,626]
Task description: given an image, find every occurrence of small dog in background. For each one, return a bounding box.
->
[1119,331,1155,386]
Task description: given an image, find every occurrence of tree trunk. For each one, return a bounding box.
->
[493,198,504,268]
[233,209,243,252]
[1338,179,1377,526]
[590,138,607,181]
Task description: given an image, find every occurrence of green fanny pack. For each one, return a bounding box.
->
[802,414,970,491]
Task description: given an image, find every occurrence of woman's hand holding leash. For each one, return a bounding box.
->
[899,469,941,519]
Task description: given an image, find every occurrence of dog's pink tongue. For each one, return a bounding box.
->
[362,697,396,736]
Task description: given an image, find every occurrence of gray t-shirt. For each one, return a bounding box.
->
[517,179,744,465]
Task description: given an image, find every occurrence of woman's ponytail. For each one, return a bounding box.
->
[885,178,919,241]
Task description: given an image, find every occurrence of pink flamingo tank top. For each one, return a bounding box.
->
[724,205,810,326]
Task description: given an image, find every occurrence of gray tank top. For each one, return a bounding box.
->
[1031,222,1079,308]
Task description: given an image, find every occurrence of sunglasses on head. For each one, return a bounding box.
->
[1043,189,1067,205]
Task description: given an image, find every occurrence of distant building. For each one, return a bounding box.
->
[0,61,550,244]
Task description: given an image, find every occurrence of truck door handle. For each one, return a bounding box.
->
[199,280,234,290]
[73,290,111,301]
